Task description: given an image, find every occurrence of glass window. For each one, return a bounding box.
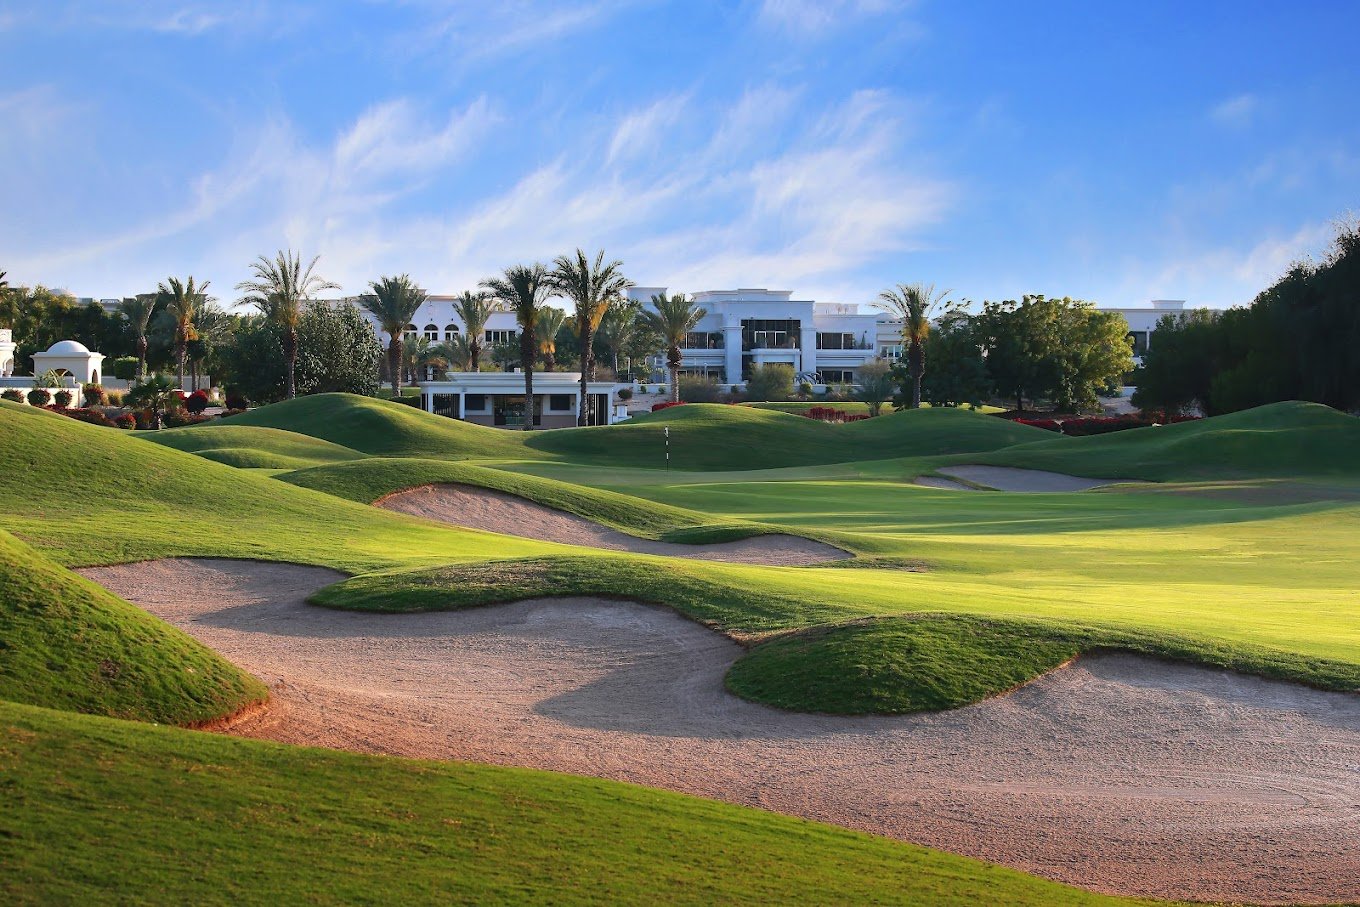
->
[486,329,518,346]
[423,324,439,340]
[444,324,460,341]
[548,394,573,411]
[464,394,486,411]
[1127,331,1149,357]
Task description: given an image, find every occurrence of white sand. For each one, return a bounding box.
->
[80,557,1360,904]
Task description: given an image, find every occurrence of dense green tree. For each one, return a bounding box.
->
[744,363,794,402]
[238,252,340,400]
[482,263,554,430]
[910,309,990,408]
[1130,310,1223,415]
[219,302,379,403]
[640,293,706,403]
[551,249,632,425]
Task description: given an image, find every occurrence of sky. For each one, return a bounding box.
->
[1,0,1357,311]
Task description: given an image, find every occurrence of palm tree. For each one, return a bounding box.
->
[186,302,232,391]
[403,335,435,384]
[158,277,212,390]
[873,283,951,409]
[536,305,568,372]
[481,263,553,430]
[640,293,706,403]
[117,295,157,380]
[357,274,426,397]
[452,290,498,372]
[428,335,471,376]
[551,249,631,425]
[236,251,339,400]
[597,299,642,377]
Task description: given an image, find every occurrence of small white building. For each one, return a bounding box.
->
[31,339,105,385]
[419,371,630,429]
[1101,300,1186,366]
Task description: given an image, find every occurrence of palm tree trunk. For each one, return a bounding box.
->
[175,338,186,389]
[908,340,924,409]
[136,337,147,381]
[191,358,199,392]
[520,331,536,431]
[669,347,681,403]
[578,317,592,426]
[470,343,480,373]
[283,327,298,399]
[389,338,402,397]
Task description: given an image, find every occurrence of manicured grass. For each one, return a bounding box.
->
[0,529,265,725]
[0,401,550,572]
[148,424,366,469]
[277,457,769,542]
[0,700,1147,906]
[217,393,1049,470]
[968,401,1360,481]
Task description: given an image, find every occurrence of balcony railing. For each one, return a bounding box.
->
[744,339,800,351]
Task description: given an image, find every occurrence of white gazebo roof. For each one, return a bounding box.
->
[44,339,92,355]
[32,339,106,384]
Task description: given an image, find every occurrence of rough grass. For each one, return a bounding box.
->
[0,529,265,724]
[0,700,1149,906]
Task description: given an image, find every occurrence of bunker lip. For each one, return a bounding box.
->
[926,465,1144,492]
[375,483,850,566]
[79,557,1360,906]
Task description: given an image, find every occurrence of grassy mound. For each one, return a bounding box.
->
[529,404,1049,470]
[278,457,768,542]
[974,401,1360,481]
[220,393,530,460]
[726,616,1081,713]
[149,424,364,469]
[0,530,265,724]
[0,401,548,571]
[0,701,1139,906]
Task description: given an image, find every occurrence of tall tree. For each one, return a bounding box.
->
[158,277,211,389]
[640,292,706,403]
[357,274,427,397]
[428,334,472,375]
[551,249,632,425]
[536,306,568,372]
[873,283,951,409]
[481,263,553,430]
[236,252,340,400]
[452,290,498,372]
[117,295,157,380]
[597,297,645,377]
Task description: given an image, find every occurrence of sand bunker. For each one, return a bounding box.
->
[376,484,849,566]
[80,558,1360,904]
[932,465,1139,492]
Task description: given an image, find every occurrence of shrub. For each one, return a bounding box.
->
[53,390,73,408]
[106,391,125,406]
[82,384,108,407]
[2,389,23,403]
[27,389,49,406]
[744,363,794,402]
[1016,418,1062,432]
[111,357,139,381]
[185,389,210,414]
[616,387,633,401]
[163,411,216,428]
[54,407,116,428]
[651,401,685,412]
[224,391,248,410]
[802,406,871,424]
[114,413,136,430]
[679,377,722,403]
[798,381,813,398]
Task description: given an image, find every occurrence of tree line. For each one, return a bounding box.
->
[1132,222,1360,415]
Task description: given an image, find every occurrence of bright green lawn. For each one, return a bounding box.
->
[0,700,1149,906]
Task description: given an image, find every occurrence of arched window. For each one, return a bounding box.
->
[423,324,439,341]
[444,324,460,341]
[403,323,417,341]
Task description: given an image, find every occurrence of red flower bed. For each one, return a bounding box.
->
[651,401,685,412]
[43,406,116,428]
[114,413,136,430]
[185,389,211,414]
[802,406,870,423]
[1016,418,1062,432]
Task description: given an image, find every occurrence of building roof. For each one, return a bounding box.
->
[43,339,92,355]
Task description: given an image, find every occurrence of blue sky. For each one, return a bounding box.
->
[1,0,1357,310]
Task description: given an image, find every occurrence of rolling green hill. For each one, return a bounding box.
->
[970,401,1360,481]
[148,424,366,469]
[0,529,265,725]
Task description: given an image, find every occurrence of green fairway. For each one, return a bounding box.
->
[0,700,1148,906]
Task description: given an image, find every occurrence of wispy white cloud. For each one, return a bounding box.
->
[606,94,689,165]
[758,0,905,34]
[1209,93,1258,127]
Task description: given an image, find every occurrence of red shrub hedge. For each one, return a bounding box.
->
[114,413,136,429]
[1016,418,1062,432]
[185,389,211,414]
[651,401,685,412]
